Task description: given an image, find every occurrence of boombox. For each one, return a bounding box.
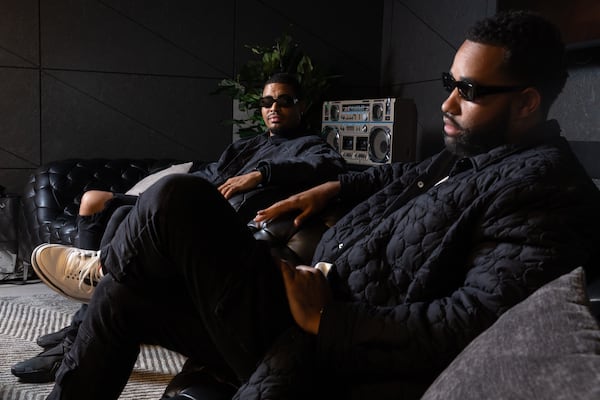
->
[321,98,417,166]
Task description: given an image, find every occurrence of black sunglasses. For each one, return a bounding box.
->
[442,72,527,102]
[258,94,298,108]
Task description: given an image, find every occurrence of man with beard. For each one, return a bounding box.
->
[35,10,600,400]
[12,72,346,384]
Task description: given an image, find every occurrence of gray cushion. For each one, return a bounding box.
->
[421,267,600,400]
[125,162,193,196]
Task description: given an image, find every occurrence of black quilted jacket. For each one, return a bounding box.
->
[233,121,600,399]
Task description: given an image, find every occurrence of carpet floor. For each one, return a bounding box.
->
[0,290,186,399]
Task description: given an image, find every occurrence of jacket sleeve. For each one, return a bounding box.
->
[256,137,346,188]
[190,136,261,186]
[337,157,433,204]
[337,164,400,203]
[315,175,600,378]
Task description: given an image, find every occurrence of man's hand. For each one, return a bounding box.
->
[218,171,262,199]
[277,259,332,335]
[254,181,341,227]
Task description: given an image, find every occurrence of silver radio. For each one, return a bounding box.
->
[321,98,417,166]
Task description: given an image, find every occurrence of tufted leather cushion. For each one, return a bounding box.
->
[160,359,237,400]
[21,159,183,267]
[248,202,348,266]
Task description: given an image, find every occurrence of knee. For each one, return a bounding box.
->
[80,191,114,216]
[143,174,216,206]
[137,175,232,226]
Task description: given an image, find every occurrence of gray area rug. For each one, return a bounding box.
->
[0,292,186,399]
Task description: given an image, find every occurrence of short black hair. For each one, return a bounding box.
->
[264,72,303,99]
[467,10,568,116]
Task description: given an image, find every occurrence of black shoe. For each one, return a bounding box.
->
[36,326,72,349]
[11,339,71,383]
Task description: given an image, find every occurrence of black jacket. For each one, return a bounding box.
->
[192,132,346,190]
[191,131,346,221]
[234,120,600,399]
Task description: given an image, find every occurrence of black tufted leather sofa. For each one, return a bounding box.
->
[20,158,185,275]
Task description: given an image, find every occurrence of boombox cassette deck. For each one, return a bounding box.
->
[321,98,417,167]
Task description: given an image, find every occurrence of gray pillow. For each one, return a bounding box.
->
[421,267,600,400]
[125,162,193,196]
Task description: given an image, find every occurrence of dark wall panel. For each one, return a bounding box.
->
[41,0,232,77]
[101,0,235,77]
[401,81,446,160]
[0,69,39,168]
[41,71,231,161]
[0,0,39,67]
[0,0,40,195]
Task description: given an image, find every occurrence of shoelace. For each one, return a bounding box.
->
[65,249,103,293]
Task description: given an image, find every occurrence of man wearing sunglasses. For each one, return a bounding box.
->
[12,72,345,384]
[41,10,600,400]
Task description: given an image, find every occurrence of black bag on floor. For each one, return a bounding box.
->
[0,186,21,279]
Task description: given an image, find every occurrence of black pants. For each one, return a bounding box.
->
[62,195,139,342]
[48,175,293,400]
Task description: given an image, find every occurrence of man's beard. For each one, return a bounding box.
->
[443,111,510,157]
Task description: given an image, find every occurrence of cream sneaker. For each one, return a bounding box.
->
[31,244,104,303]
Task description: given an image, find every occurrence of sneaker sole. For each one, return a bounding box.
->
[31,244,92,304]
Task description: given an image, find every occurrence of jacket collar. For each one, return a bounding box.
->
[268,127,308,143]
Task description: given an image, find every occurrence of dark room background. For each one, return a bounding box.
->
[0,0,598,194]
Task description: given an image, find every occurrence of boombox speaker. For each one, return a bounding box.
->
[321,98,417,166]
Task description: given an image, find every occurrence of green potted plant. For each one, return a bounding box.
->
[214,32,340,138]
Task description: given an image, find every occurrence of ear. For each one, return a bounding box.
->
[515,87,541,118]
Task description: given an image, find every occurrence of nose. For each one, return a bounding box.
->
[441,88,460,115]
[268,100,281,111]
